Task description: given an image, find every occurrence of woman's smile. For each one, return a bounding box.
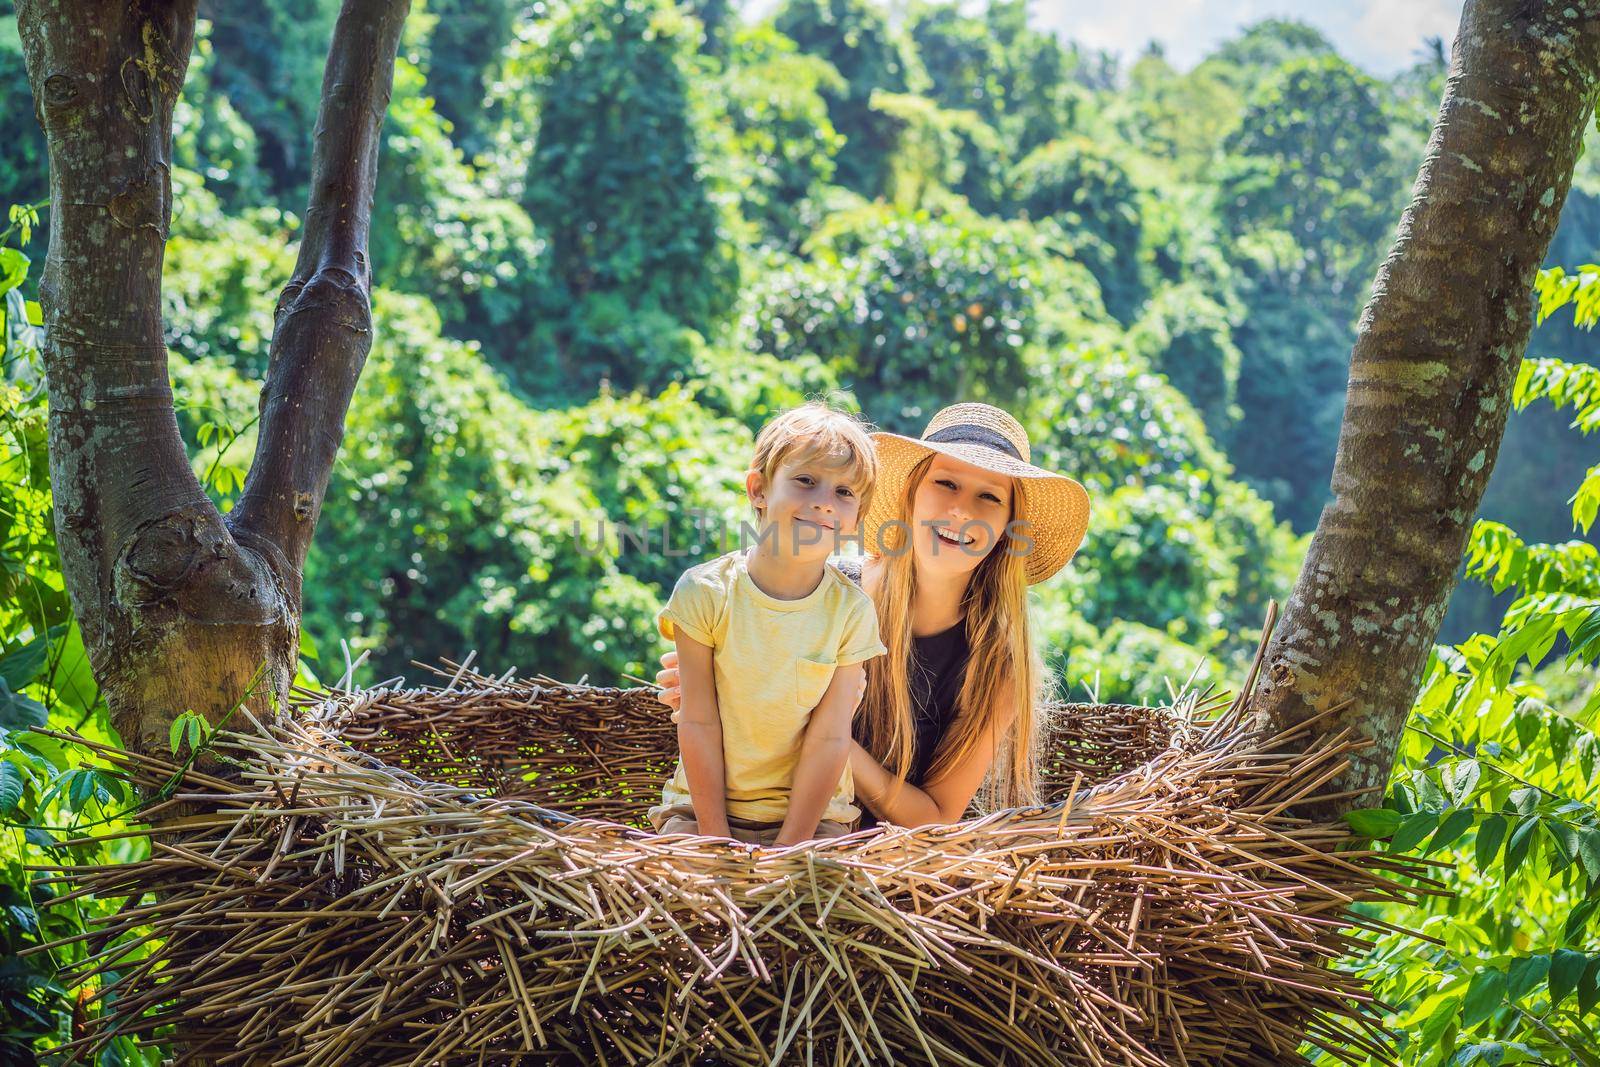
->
[933,524,976,547]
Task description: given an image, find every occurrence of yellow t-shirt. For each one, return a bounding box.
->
[650,549,887,826]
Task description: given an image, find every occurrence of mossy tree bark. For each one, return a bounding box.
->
[1244,0,1600,812]
[15,0,410,763]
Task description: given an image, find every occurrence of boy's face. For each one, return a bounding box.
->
[747,454,864,561]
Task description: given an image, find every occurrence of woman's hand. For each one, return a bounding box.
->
[853,678,1018,828]
[658,650,868,712]
[655,649,681,712]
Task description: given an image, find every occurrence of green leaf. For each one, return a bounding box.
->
[35,621,98,725]
[1565,897,1599,944]
[1454,1042,1506,1066]
[1551,716,1577,765]
[1581,956,1600,1016]
[1579,828,1600,883]
[67,768,93,811]
[1445,760,1482,805]
[0,679,47,732]
[1506,954,1550,1002]
[1391,782,1416,815]
[1510,787,1541,816]
[1392,810,1441,853]
[1419,773,1448,813]
[1549,821,1582,873]
[10,731,69,771]
[1461,968,1506,1030]
[93,769,127,807]
[1421,993,1462,1049]
[1476,814,1509,870]
[0,760,24,815]
[6,899,38,937]
[1572,606,1600,661]
[23,827,56,849]
[1551,948,1588,1006]
[0,626,60,690]
[1429,809,1477,855]
[0,247,28,295]
[1506,815,1539,876]
[1346,807,1402,838]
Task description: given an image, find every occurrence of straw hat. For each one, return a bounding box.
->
[860,403,1089,585]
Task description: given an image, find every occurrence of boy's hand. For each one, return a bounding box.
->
[752,838,796,857]
[775,661,864,846]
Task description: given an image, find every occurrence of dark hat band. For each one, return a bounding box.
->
[923,423,1024,462]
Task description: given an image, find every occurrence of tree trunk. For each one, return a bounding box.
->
[16,0,409,763]
[1244,0,1600,811]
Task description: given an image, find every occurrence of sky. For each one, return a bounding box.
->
[1030,0,1466,76]
[744,1,1469,79]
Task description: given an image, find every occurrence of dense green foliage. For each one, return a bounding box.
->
[1328,269,1600,1065]
[1,211,160,1065]
[514,0,742,391]
[2,2,1598,1060]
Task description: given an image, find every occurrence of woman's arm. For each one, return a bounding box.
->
[656,649,867,713]
[850,684,1017,828]
[774,662,866,847]
[673,634,730,838]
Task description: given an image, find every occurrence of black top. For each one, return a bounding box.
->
[832,557,971,825]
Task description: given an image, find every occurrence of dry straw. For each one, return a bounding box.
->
[24,642,1438,1065]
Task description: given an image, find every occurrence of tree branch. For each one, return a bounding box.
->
[16,0,410,759]
[229,0,412,592]
[11,0,278,667]
[15,0,204,654]
[16,0,304,757]
[1244,0,1600,811]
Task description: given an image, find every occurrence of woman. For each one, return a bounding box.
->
[655,402,1089,830]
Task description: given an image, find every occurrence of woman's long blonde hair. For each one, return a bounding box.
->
[855,454,1049,812]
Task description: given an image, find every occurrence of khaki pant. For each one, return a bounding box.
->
[652,806,854,845]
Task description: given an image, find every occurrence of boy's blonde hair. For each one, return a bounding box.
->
[749,401,879,522]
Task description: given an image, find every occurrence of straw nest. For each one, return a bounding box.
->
[26,659,1435,1067]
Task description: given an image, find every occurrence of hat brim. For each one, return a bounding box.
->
[859,432,1090,585]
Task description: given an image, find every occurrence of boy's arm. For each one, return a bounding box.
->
[674,633,730,839]
[774,661,866,847]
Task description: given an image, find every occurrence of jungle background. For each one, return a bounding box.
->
[2,1,1600,1063]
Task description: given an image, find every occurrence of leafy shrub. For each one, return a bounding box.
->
[1127,282,1243,438]
[1329,271,1600,1066]
[517,0,740,393]
[708,24,844,248]
[742,204,1103,431]
[773,0,914,199]
[1029,343,1221,494]
[1009,136,1149,322]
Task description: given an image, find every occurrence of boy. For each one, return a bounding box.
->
[649,402,886,846]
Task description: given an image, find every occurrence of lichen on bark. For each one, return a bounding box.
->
[1245,0,1600,813]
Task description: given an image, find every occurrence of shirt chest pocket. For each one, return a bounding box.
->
[795,657,837,709]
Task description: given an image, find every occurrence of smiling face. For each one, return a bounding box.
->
[747,453,865,562]
[908,453,1016,580]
